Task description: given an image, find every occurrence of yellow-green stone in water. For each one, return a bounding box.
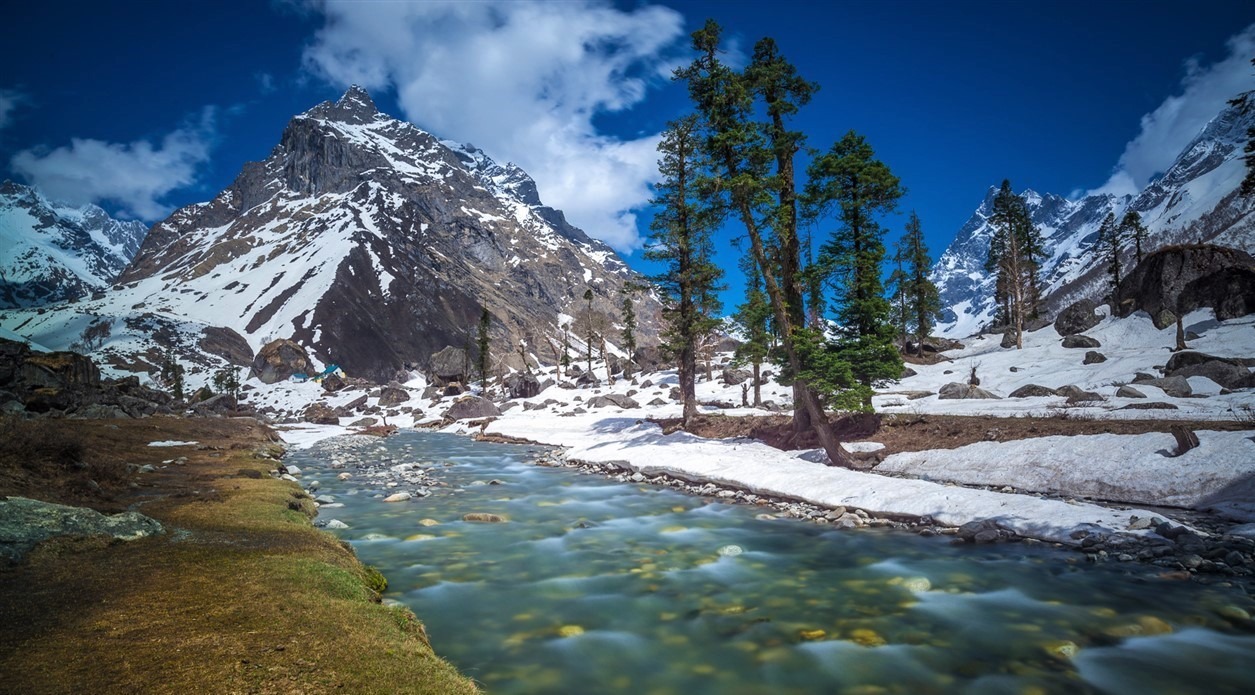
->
[557,625,585,638]
[1042,640,1079,659]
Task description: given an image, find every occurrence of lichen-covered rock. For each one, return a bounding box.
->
[0,497,163,564]
[250,339,313,384]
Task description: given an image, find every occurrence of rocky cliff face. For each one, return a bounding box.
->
[0,182,148,308]
[4,87,660,384]
[931,103,1255,338]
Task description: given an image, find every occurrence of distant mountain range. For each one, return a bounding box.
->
[1,86,660,383]
[931,102,1255,338]
[0,181,148,308]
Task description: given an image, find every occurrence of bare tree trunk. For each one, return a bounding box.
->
[752,361,762,406]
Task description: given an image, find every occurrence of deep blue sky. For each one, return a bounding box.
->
[3,0,1252,310]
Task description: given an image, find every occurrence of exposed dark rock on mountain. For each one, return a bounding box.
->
[1054,299,1102,337]
[104,86,661,383]
[0,338,171,417]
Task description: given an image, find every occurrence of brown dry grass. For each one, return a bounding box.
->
[0,415,479,695]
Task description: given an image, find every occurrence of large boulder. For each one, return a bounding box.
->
[1061,334,1100,349]
[1164,351,1255,390]
[18,351,100,390]
[1141,376,1193,398]
[588,394,641,409]
[377,383,411,407]
[446,396,501,420]
[504,372,542,400]
[303,402,340,425]
[198,326,254,367]
[1008,384,1058,398]
[938,383,1000,400]
[429,346,468,385]
[1054,298,1102,336]
[250,339,313,384]
[907,336,965,354]
[1114,244,1255,327]
[1,497,163,564]
[721,368,752,385]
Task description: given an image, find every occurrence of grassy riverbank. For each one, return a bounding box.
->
[0,416,478,694]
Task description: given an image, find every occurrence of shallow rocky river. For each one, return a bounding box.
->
[287,431,1255,694]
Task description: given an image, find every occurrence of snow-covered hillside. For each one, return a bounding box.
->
[932,104,1255,338]
[0,181,148,308]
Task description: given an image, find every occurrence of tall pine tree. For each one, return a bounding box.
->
[1095,212,1124,292]
[986,180,1042,348]
[619,285,638,379]
[476,308,491,390]
[886,239,910,352]
[802,131,905,404]
[1119,210,1147,265]
[732,254,773,407]
[645,114,724,427]
[676,21,857,467]
[903,211,940,352]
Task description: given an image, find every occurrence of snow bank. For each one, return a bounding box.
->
[877,430,1255,509]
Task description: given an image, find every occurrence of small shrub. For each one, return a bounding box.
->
[362,565,388,595]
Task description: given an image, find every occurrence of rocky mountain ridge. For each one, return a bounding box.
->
[931,102,1255,338]
[0,181,148,308]
[1,86,661,384]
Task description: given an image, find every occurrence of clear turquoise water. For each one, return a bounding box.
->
[288,431,1255,694]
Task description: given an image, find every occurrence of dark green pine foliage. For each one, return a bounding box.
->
[802,131,905,402]
[1118,210,1148,265]
[160,348,185,402]
[985,180,1042,348]
[903,211,941,352]
[645,114,724,426]
[1095,212,1123,292]
[620,286,638,379]
[476,307,491,390]
[732,255,773,406]
[886,239,910,352]
[582,288,595,375]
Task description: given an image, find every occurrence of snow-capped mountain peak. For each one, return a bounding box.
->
[932,102,1254,338]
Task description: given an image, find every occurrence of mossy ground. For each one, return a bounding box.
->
[0,415,479,694]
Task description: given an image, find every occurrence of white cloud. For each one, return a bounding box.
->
[10,108,216,220]
[0,89,27,131]
[1090,24,1255,197]
[301,0,686,252]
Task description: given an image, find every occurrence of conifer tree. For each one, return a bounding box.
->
[886,239,910,352]
[560,324,571,377]
[985,180,1042,349]
[582,288,595,375]
[160,348,185,402]
[732,255,772,406]
[903,211,941,352]
[645,114,724,426]
[802,131,905,403]
[620,286,638,379]
[1119,210,1148,265]
[677,20,856,466]
[477,307,491,390]
[1095,212,1124,292]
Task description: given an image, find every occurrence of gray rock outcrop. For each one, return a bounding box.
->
[1,497,163,564]
[250,339,313,384]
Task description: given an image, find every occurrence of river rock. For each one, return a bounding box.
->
[0,497,163,563]
[383,492,412,503]
[325,519,349,529]
[462,513,506,523]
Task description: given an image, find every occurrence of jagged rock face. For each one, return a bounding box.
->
[1114,244,1255,326]
[931,103,1255,338]
[0,181,148,308]
[110,86,661,383]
